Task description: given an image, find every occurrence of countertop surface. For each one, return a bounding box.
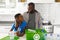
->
[0,25,60,40]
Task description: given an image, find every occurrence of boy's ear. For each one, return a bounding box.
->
[15,21,16,26]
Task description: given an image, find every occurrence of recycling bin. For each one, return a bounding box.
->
[25,29,47,40]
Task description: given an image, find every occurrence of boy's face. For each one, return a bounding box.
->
[19,15,23,22]
[15,15,23,23]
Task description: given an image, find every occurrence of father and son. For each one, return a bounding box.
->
[10,2,42,37]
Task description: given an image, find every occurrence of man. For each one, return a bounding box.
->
[10,13,27,37]
[23,2,42,30]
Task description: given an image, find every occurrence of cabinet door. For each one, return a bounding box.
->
[35,3,50,21]
[54,3,60,25]
[0,0,6,8]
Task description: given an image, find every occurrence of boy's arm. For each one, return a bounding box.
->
[15,21,27,37]
[16,31,25,37]
[20,21,27,31]
[17,21,27,35]
[10,24,15,31]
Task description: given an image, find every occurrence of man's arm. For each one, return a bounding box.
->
[38,12,43,29]
[23,12,28,22]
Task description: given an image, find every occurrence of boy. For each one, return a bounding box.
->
[10,13,27,37]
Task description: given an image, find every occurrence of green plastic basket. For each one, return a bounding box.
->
[25,29,47,40]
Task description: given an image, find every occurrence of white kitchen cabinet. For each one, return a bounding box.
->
[27,0,55,3]
[35,3,50,21]
[49,3,60,25]
[54,3,60,25]
[54,25,60,34]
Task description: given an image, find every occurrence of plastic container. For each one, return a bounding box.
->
[45,34,53,40]
[9,31,14,40]
[49,34,53,40]
[53,34,57,40]
[25,29,47,40]
[9,31,19,40]
[44,34,47,40]
[57,34,60,40]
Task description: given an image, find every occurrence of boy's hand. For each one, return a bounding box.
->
[10,29,13,32]
[15,31,25,37]
[16,22,19,28]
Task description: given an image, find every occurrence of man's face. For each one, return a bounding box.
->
[28,5,34,12]
[15,15,23,23]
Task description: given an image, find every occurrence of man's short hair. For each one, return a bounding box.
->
[14,13,21,18]
[28,2,35,7]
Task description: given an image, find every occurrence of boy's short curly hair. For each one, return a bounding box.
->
[14,13,21,18]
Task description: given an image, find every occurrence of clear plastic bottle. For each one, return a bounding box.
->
[53,34,57,40]
[49,34,53,40]
[57,34,60,40]
[44,34,47,40]
[9,31,14,40]
[46,34,50,40]
[46,33,53,40]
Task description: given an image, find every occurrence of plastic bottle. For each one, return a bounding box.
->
[46,34,53,40]
[49,34,53,40]
[9,31,14,40]
[57,34,60,40]
[44,34,47,40]
[53,34,57,40]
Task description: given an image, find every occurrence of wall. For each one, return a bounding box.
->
[27,0,55,3]
[54,3,60,25]
[35,3,60,25]
[47,3,60,25]
[0,1,60,25]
